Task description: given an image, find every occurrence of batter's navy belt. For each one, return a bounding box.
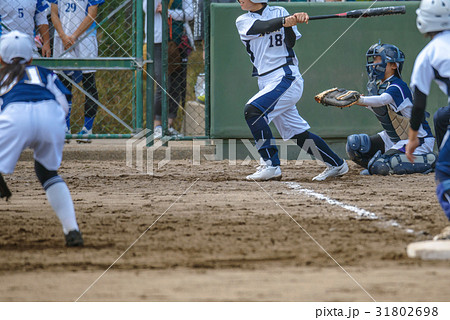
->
[256,61,294,77]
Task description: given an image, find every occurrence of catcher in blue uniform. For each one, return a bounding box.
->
[316,43,436,176]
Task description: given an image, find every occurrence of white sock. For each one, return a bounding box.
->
[45,181,79,234]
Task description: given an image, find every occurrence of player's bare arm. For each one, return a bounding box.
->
[37,24,51,57]
[69,5,99,46]
[406,88,428,162]
[51,3,73,50]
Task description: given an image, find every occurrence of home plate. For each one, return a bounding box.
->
[407,240,450,260]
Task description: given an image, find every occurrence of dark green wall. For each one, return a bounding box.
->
[210,1,447,139]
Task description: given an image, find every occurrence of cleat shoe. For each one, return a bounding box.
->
[154,126,162,140]
[76,127,92,144]
[433,226,450,241]
[360,169,370,175]
[312,161,349,181]
[246,159,282,181]
[168,127,183,138]
[65,230,84,247]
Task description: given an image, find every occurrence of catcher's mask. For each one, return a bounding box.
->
[366,43,405,81]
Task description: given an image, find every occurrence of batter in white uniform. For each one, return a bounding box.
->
[236,0,348,181]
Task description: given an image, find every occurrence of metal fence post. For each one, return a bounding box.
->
[204,0,210,138]
[146,0,155,147]
[161,0,169,138]
[136,0,144,132]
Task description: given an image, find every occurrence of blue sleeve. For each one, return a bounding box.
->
[38,66,71,96]
[55,77,71,96]
[88,0,105,7]
[385,85,405,108]
[37,0,50,12]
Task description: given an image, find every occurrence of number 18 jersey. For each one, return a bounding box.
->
[236,6,301,77]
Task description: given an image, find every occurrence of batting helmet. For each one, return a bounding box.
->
[366,43,405,81]
[416,0,450,34]
[0,30,33,65]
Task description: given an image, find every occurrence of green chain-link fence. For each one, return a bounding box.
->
[6,0,213,141]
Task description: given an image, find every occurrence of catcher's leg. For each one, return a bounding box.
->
[0,173,12,201]
[368,149,436,175]
[346,134,385,168]
[244,104,280,166]
[293,130,344,167]
[35,160,82,245]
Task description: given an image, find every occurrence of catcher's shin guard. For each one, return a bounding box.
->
[346,134,372,168]
[368,151,437,175]
[0,173,12,201]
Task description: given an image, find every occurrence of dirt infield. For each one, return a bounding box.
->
[1,142,449,301]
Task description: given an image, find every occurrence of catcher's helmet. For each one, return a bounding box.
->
[366,43,405,81]
[416,0,450,34]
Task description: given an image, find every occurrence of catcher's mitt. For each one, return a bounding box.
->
[314,88,361,108]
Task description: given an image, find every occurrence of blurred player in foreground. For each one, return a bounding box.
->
[236,0,348,181]
[348,42,435,176]
[406,0,450,239]
[0,31,83,247]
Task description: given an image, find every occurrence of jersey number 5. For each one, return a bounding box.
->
[269,34,283,48]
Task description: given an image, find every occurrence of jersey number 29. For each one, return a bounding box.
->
[269,34,283,47]
[65,3,77,12]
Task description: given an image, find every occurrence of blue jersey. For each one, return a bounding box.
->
[0,65,70,111]
[376,76,433,140]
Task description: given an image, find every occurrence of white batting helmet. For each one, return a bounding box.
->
[416,0,450,34]
[0,30,33,64]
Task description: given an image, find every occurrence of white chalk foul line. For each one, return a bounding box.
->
[284,182,418,234]
[285,182,379,220]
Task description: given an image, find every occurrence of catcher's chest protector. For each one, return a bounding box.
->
[371,81,410,142]
[372,106,410,142]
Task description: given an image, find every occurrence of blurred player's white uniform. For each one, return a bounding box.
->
[236,6,310,139]
[410,31,450,104]
[0,0,49,56]
[49,0,104,63]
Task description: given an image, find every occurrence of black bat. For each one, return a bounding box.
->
[309,6,406,21]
